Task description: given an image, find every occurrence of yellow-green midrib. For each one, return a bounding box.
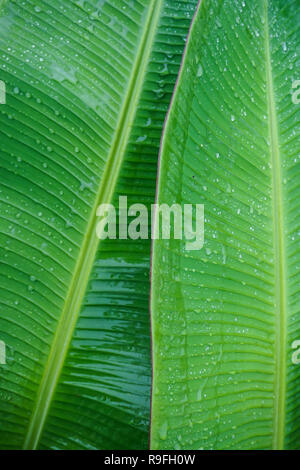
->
[264,0,287,451]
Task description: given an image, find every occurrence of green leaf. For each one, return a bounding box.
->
[0,0,197,450]
[151,0,300,450]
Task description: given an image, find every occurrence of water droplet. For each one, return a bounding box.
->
[197,64,203,77]
[159,421,168,440]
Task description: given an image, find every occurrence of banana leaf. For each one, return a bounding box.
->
[0,0,197,449]
[151,0,300,450]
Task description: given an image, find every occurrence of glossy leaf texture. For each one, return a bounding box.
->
[151,0,300,450]
[0,0,197,449]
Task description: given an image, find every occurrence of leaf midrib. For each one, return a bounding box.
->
[264,0,287,450]
[23,0,163,450]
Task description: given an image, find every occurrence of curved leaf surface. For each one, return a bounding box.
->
[0,0,197,449]
[151,0,300,450]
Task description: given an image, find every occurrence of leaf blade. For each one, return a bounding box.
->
[151,0,300,450]
[0,0,197,450]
